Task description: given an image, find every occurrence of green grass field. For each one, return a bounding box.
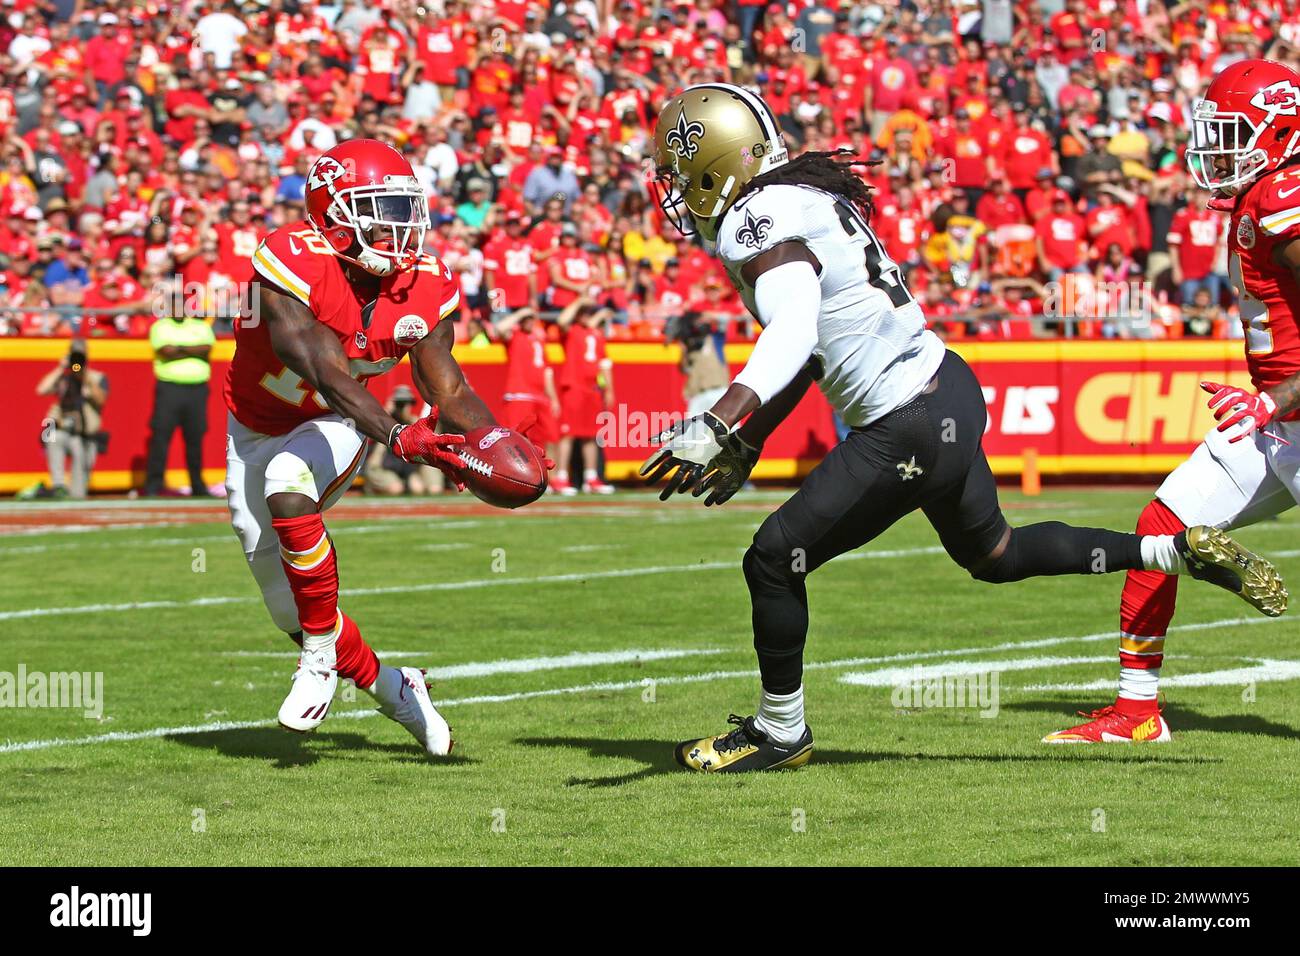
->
[2,487,1298,866]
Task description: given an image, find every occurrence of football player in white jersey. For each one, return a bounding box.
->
[640,83,1288,773]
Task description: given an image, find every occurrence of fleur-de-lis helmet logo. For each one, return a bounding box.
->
[665,109,705,160]
[736,208,774,248]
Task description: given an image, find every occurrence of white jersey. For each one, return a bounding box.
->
[715,183,945,428]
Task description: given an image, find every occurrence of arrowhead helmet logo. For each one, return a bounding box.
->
[736,208,774,248]
[307,156,349,193]
[665,110,706,161]
[1251,80,1300,117]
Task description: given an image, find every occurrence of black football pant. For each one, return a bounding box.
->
[144,381,209,496]
[744,350,1145,694]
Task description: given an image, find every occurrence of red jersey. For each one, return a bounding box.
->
[1229,167,1300,392]
[225,221,460,436]
[214,221,267,283]
[481,235,535,309]
[560,323,606,390]
[1167,206,1224,281]
[503,324,550,402]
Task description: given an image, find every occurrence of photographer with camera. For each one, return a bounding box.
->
[363,385,444,496]
[33,339,109,499]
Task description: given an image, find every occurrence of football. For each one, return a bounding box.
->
[456,425,548,508]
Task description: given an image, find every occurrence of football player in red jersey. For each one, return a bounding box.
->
[556,299,616,495]
[1046,59,1300,745]
[224,139,502,757]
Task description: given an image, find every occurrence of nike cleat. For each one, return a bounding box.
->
[675,714,813,773]
[1042,704,1171,744]
[278,648,339,732]
[1178,526,1288,617]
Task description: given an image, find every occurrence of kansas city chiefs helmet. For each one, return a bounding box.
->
[304,139,429,276]
[1187,58,1300,194]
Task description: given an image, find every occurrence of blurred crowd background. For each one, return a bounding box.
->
[0,0,1291,345]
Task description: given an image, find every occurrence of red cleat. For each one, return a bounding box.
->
[582,478,616,495]
[1042,702,1171,744]
[549,475,578,496]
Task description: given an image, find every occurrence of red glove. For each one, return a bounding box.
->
[517,413,557,471]
[1201,381,1277,442]
[390,407,467,489]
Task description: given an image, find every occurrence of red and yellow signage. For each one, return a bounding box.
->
[0,339,1250,493]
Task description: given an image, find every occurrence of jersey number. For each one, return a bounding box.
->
[834,200,914,309]
[260,357,400,409]
[1229,252,1273,355]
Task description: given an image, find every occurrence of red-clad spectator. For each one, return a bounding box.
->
[999,106,1057,192]
[482,211,537,313]
[1085,189,1135,261]
[976,179,1028,230]
[547,223,598,310]
[1168,196,1227,305]
[1036,190,1088,279]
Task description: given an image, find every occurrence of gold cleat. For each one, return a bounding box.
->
[1178,526,1289,618]
[675,714,813,773]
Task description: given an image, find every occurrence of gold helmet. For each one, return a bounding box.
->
[651,83,789,241]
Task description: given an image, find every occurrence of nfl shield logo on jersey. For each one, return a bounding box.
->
[394,315,429,347]
[1237,214,1257,249]
[355,329,368,350]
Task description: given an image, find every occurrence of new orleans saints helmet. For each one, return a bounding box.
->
[651,83,789,241]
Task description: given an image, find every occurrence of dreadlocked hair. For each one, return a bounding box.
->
[733,149,882,224]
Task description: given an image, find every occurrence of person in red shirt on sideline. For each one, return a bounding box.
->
[554,298,616,495]
[482,210,537,315]
[1035,190,1088,280]
[1167,191,1227,306]
[496,307,562,487]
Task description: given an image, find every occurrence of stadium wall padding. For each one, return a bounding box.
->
[0,339,1254,494]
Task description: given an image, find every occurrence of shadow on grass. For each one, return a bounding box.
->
[167,727,477,768]
[517,735,1218,787]
[1004,698,1300,740]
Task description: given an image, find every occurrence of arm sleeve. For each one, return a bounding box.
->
[732,260,820,406]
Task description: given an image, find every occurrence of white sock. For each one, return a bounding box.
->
[1140,535,1186,574]
[301,612,341,655]
[753,685,805,744]
[583,468,599,483]
[366,664,403,705]
[1118,666,1160,702]
[555,469,569,482]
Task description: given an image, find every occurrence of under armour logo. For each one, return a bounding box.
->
[665,110,705,160]
[896,456,923,481]
[736,209,773,248]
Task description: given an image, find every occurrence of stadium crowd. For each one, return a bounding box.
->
[0,0,1292,344]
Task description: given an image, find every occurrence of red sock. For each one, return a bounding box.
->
[336,612,380,688]
[1116,499,1182,710]
[272,514,339,637]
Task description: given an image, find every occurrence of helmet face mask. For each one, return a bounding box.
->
[1186,101,1269,193]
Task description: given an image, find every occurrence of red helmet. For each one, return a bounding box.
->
[1187,59,1300,193]
[304,139,428,275]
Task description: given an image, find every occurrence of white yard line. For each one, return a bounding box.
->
[220,647,724,677]
[0,546,949,621]
[1022,658,1300,691]
[4,614,1296,755]
[839,656,1115,686]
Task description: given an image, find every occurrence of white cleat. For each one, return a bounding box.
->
[379,666,453,757]
[277,648,339,732]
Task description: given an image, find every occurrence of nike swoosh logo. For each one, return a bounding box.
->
[288,236,302,255]
[1278,184,1300,199]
